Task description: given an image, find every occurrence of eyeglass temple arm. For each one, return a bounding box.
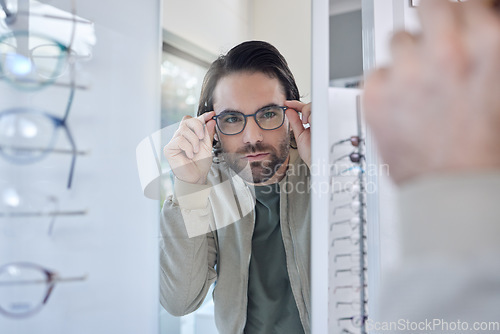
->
[63,125,77,189]
[15,10,93,25]
[62,74,77,189]
[0,0,9,15]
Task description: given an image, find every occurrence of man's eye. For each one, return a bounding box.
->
[261,111,277,119]
[222,116,242,123]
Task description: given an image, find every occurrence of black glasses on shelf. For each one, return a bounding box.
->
[332,178,361,196]
[331,234,366,247]
[334,250,366,263]
[0,262,87,318]
[337,315,367,328]
[336,298,367,310]
[334,266,366,278]
[0,186,87,235]
[332,198,365,216]
[330,135,365,166]
[332,136,363,149]
[212,105,287,135]
[330,216,362,231]
[333,283,367,295]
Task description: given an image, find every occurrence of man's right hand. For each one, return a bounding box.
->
[164,111,217,185]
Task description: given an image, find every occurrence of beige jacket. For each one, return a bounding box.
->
[159,148,311,334]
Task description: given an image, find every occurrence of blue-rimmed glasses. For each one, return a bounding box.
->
[0,78,85,188]
[212,105,288,135]
[0,262,87,318]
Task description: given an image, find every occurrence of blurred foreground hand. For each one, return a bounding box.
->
[363,0,500,185]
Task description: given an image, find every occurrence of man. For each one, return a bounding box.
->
[160,41,312,334]
[364,0,500,328]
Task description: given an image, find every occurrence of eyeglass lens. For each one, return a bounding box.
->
[0,109,59,162]
[0,265,48,317]
[0,33,68,89]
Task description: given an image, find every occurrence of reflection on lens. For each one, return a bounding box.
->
[4,53,32,76]
[0,264,47,317]
[0,109,58,163]
[5,0,18,14]
[2,188,20,207]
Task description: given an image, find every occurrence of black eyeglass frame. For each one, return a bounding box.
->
[211,105,288,136]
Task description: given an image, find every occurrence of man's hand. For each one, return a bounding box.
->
[163,111,217,185]
[285,101,311,168]
[363,0,500,185]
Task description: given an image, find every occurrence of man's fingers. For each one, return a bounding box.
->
[284,100,306,117]
[285,101,311,124]
[204,119,216,147]
[419,0,461,40]
[390,31,419,64]
[462,0,500,56]
[363,67,390,116]
[174,136,195,160]
[199,111,216,125]
[179,125,201,154]
[286,108,305,139]
[182,117,205,140]
[419,0,465,74]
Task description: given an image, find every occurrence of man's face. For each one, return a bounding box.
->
[212,71,290,184]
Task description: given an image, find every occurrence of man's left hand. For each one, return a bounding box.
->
[285,101,311,168]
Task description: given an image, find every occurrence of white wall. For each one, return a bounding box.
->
[330,0,361,15]
[251,0,312,101]
[162,0,311,102]
[162,0,251,57]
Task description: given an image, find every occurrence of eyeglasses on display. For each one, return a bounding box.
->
[0,0,92,26]
[0,262,87,318]
[0,31,89,90]
[0,186,87,235]
[0,78,86,188]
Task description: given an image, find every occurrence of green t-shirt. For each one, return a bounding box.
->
[244,183,305,334]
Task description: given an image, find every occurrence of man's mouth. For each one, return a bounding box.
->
[242,152,269,162]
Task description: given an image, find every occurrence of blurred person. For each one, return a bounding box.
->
[160,41,312,334]
[364,0,500,329]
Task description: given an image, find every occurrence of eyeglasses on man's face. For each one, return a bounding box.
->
[212,105,288,135]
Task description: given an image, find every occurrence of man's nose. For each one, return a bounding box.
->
[242,117,263,144]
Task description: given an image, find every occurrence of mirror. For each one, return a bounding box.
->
[159,0,312,333]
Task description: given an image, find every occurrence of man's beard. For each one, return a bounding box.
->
[221,137,290,184]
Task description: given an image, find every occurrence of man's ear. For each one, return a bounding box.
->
[289,127,297,149]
